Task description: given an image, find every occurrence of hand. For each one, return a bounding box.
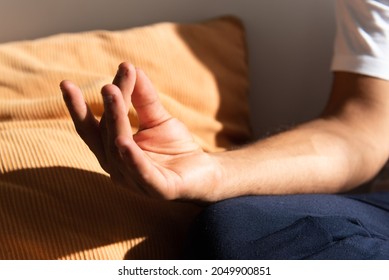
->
[60,62,222,201]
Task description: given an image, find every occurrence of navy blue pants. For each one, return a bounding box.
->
[185,193,389,259]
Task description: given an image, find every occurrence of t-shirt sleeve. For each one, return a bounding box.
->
[331,0,389,80]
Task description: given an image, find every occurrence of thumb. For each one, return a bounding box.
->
[132,68,172,130]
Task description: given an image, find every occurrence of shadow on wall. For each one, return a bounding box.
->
[175,16,254,149]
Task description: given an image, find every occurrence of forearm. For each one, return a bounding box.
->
[212,119,373,200]
[209,74,389,201]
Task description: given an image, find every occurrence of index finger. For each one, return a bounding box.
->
[101,84,134,150]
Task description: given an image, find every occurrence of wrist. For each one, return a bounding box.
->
[206,150,242,202]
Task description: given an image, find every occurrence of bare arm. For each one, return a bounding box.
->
[211,72,389,199]
[61,66,389,202]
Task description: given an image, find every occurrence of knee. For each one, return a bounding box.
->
[184,195,389,259]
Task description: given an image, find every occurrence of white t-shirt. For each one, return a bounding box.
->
[331,0,389,80]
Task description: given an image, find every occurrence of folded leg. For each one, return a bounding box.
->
[185,193,389,259]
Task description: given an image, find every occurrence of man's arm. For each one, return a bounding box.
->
[61,67,389,202]
[210,72,389,199]
[208,0,389,200]
[61,0,389,202]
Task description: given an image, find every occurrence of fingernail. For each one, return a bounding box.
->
[116,67,123,77]
[118,63,132,77]
[59,81,68,93]
[116,67,125,77]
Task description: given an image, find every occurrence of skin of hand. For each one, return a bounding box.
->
[61,62,222,201]
[61,62,389,202]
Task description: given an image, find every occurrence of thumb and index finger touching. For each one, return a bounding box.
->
[61,62,171,131]
[60,62,171,163]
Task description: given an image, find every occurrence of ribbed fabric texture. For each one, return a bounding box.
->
[0,17,251,259]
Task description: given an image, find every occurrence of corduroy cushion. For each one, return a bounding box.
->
[0,16,251,259]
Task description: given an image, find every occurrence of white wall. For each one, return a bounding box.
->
[0,0,336,137]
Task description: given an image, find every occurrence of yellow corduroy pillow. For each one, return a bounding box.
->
[0,16,251,259]
[0,15,251,151]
